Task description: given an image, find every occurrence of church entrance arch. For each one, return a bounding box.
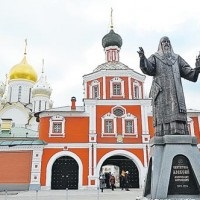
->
[51,156,79,189]
[101,155,139,188]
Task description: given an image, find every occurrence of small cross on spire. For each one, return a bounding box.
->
[110,8,113,29]
[24,39,27,55]
[42,58,44,74]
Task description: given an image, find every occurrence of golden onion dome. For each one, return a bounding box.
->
[9,56,38,82]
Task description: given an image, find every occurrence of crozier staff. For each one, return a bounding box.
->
[138,36,200,136]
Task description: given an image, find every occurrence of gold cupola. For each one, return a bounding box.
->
[8,40,38,82]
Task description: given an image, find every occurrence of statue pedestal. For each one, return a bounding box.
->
[143,135,200,199]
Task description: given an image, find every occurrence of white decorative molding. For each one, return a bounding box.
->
[133,80,142,99]
[128,77,132,99]
[89,133,97,143]
[101,113,117,137]
[83,68,145,83]
[111,105,126,117]
[122,113,138,137]
[141,104,150,135]
[103,76,106,99]
[49,115,65,137]
[142,134,150,143]
[89,80,100,99]
[30,149,43,185]
[110,77,124,98]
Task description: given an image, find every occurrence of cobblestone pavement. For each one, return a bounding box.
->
[0,188,143,200]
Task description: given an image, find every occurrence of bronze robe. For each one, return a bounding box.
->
[140,53,198,135]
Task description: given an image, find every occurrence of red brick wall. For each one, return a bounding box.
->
[0,151,32,183]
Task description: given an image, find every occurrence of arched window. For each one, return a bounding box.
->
[122,113,138,137]
[113,107,125,117]
[113,83,121,95]
[93,85,99,98]
[125,120,134,133]
[101,113,117,137]
[90,80,100,99]
[105,120,113,133]
[133,81,141,99]
[134,85,139,99]
[110,77,124,98]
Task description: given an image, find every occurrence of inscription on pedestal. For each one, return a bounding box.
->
[168,155,199,195]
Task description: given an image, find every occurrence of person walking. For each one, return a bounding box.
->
[120,170,126,190]
[109,174,116,191]
[124,171,130,191]
[99,171,106,192]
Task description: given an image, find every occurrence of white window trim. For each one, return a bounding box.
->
[49,115,65,137]
[101,113,117,137]
[133,81,142,99]
[111,105,126,117]
[122,113,138,137]
[89,80,100,99]
[110,77,124,98]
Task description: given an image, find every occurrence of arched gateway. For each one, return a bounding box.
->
[102,155,139,188]
[46,151,83,190]
[96,150,145,188]
[51,156,79,189]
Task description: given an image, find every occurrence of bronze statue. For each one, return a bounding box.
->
[138,36,200,136]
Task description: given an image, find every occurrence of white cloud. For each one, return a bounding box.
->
[0,0,200,109]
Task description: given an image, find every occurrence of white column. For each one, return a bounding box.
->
[143,145,149,168]
[29,147,44,190]
[141,105,149,135]
[103,76,106,99]
[88,143,93,177]
[141,104,151,144]
[128,77,132,99]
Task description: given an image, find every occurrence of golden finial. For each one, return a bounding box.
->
[110,7,113,29]
[24,39,27,55]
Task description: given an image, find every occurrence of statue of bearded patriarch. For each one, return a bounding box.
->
[138,36,200,136]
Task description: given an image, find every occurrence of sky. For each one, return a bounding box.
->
[0,0,200,110]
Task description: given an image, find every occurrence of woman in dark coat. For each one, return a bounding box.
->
[120,170,126,190]
[109,174,115,191]
[99,172,105,192]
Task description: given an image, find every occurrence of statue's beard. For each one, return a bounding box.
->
[163,48,172,58]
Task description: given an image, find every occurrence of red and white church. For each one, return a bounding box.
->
[0,20,200,191]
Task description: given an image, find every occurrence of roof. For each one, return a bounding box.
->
[0,139,46,146]
[102,29,123,48]
[93,61,131,72]
[35,106,85,117]
[0,127,38,138]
